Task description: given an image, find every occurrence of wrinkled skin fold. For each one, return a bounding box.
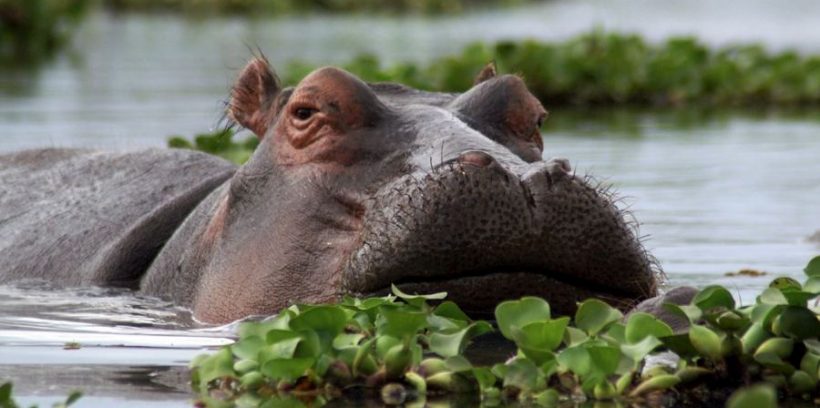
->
[0,59,665,324]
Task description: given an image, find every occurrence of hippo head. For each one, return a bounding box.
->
[184,58,658,323]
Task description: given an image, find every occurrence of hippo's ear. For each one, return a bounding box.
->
[229,57,281,138]
[473,61,497,85]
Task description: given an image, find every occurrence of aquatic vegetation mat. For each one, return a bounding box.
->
[190,256,820,407]
[0,382,81,408]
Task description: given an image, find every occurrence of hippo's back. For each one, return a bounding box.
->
[0,148,236,287]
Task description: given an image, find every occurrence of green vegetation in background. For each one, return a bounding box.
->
[168,129,259,164]
[0,382,81,408]
[0,0,90,65]
[285,31,820,107]
[101,0,530,15]
[190,256,820,407]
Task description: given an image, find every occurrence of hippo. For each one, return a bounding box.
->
[0,58,681,324]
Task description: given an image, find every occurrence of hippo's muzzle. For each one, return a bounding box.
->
[344,152,658,316]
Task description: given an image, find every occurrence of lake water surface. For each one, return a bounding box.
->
[1,1,819,406]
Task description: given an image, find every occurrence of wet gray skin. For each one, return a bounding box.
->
[0,59,662,324]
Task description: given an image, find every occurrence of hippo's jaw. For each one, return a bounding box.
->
[342,155,658,316]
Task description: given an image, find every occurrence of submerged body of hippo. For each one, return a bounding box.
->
[0,60,672,324]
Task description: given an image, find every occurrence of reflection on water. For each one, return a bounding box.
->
[0,282,233,407]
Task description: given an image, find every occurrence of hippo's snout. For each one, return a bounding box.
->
[343,150,657,317]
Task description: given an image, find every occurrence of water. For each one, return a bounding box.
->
[2,1,820,406]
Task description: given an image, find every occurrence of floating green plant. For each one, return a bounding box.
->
[0,382,81,408]
[190,256,820,407]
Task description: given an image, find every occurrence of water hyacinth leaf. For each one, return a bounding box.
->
[803,276,820,294]
[769,277,802,291]
[758,287,788,305]
[749,303,783,327]
[693,285,735,311]
[741,322,772,355]
[662,302,702,323]
[629,374,680,397]
[575,299,623,335]
[800,352,820,381]
[805,339,820,354]
[777,305,820,340]
[726,384,777,408]
[688,325,723,361]
[754,352,795,375]
[376,335,402,359]
[332,333,365,350]
[516,317,570,350]
[261,357,315,382]
[754,337,793,359]
[620,335,662,363]
[494,297,551,340]
[391,284,447,308]
[378,308,429,339]
[427,314,466,331]
[533,388,559,407]
[239,316,289,339]
[806,255,820,277]
[564,326,589,346]
[231,335,266,361]
[0,383,11,403]
[557,345,591,376]
[433,301,471,323]
[788,370,816,393]
[502,358,539,391]
[715,310,750,331]
[625,312,673,344]
[445,355,474,373]
[352,337,376,376]
[587,345,622,376]
[472,367,496,391]
[198,348,235,384]
[780,289,816,307]
[288,306,348,352]
[233,359,259,374]
[429,321,493,358]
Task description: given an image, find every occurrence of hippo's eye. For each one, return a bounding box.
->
[294,107,317,120]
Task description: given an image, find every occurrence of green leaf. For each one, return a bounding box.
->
[494,297,551,340]
[260,357,315,382]
[689,324,723,361]
[390,284,447,308]
[778,305,820,340]
[429,321,493,358]
[433,301,471,323]
[472,367,497,391]
[803,255,820,277]
[693,285,735,310]
[64,390,83,407]
[757,287,788,305]
[564,326,589,346]
[231,335,266,361]
[629,374,680,396]
[587,345,622,376]
[769,277,802,291]
[741,322,772,355]
[198,348,236,385]
[445,355,474,373]
[264,331,303,359]
[502,358,539,391]
[0,383,10,403]
[661,333,698,357]
[378,307,429,339]
[803,276,820,294]
[620,335,662,363]
[575,299,623,335]
[662,302,702,323]
[557,345,591,376]
[726,384,777,408]
[625,312,673,344]
[288,305,348,352]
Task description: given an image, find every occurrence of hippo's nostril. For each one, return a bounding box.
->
[457,151,495,168]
